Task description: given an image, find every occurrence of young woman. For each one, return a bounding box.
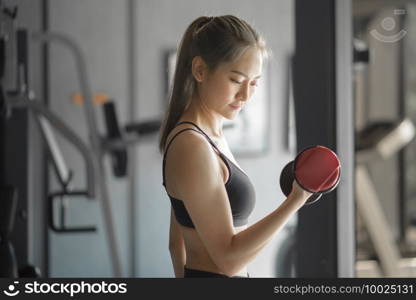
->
[159,15,312,278]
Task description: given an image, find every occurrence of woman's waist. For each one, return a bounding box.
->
[185,254,248,277]
[184,263,248,278]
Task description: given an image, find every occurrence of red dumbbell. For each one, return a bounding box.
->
[279,145,341,205]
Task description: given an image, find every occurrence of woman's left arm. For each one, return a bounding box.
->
[169,207,186,278]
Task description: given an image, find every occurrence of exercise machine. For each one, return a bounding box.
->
[1,2,160,277]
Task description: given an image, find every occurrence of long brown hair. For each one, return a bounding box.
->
[159,15,268,153]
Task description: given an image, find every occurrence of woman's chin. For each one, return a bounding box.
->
[222,108,241,120]
[223,112,239,121]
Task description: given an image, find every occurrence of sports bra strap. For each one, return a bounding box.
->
[163,128,200,187]
[175,121,221,152]
[162,121,226,187]
[163,128,201,158]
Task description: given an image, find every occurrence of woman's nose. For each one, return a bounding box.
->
[237,83,250,102]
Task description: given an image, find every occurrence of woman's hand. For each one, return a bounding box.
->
[289,180,313,206]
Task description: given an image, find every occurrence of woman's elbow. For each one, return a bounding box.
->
[216,258,241,277]
[213,243,239,276]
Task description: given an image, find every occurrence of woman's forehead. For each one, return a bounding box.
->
[221,55,263,77]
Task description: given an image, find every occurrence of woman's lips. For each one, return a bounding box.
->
[229,104,241,110]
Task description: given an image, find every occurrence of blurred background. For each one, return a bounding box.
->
[0,0,415,278]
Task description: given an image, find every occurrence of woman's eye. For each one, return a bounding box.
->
[251,82,258,87]
[231,79,242,84]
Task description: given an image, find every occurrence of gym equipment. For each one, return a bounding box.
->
[102,101,161,177]
[48,191,97,233]
[279,145,341,205]
[1,7,161,276]
[103,101,128,177]
[355,118,415,277]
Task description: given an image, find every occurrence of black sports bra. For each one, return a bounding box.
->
[162,121,256,228]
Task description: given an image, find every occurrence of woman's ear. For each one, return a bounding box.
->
[191,56,207,83]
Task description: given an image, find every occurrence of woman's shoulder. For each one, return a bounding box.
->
[164,124,224,188]
[164,124,212,160]
[165,126,225,197]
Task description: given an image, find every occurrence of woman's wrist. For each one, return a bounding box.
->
[286,192,309,208]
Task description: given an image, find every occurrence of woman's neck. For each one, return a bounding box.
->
[181,100,224,138]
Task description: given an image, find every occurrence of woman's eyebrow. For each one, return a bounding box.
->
[230,70,261,79]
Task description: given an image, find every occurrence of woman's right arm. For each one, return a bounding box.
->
[170,131,311,276]
[225,182,311,274]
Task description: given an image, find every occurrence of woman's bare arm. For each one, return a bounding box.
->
[169,207,186,278]
[225,185,309,274]
[169,130,311,276]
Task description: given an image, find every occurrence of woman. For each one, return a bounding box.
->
[159,15,312,278]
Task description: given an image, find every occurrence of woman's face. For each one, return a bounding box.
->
[196,47,263,120]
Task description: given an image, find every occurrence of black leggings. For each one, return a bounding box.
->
[184,266,249,278]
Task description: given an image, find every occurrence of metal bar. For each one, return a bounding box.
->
[335,0,355,277]
[42,0,50,277]
[9,95,95,197]
[127,0,138,277]
[397,8,406,243]
[355,165,402,277]
[30,32,122,277]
